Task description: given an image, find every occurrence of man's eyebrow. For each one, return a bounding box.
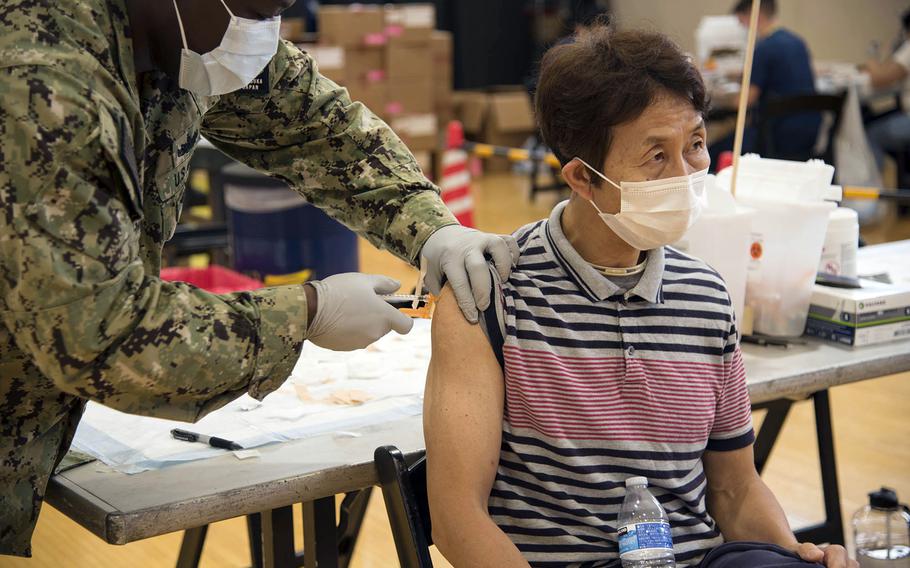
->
[640,120,707,147]
[641,134,669,146]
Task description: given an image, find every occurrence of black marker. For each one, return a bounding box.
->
[171,428,243,451]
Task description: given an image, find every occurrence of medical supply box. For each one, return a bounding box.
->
[805,280,910,347]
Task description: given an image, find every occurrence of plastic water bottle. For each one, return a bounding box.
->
[617,476,676,568]
[853,487,910,568]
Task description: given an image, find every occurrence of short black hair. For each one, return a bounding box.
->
[732,0,777,17]
[535,24,708,169]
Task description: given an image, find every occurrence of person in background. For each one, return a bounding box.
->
[709,0,821,168]
[862,9,910,172]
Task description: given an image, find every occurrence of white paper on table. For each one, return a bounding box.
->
[72,320,432,473]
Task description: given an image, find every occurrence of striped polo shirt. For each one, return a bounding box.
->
[487,201,754,568]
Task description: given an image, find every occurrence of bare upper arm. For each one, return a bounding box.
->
[868,59,910,90]
[703,444,759,495]
[424,284,505,516]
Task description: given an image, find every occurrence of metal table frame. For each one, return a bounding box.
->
[753,390,845,546]
[175,489,372,568]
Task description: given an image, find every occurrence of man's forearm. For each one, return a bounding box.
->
[708,475,799,549]
[434,505,529,568]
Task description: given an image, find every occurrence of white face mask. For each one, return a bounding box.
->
[576,157,708,251]
[172,0,281,96]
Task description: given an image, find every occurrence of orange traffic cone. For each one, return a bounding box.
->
[439,121,475,227]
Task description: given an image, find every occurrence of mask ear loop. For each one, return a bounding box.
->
[573,157,622,215]
[217,0,236,18]
[573,157,622,190]
[172,0,190,50]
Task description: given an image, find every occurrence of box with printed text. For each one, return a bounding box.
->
[805,280,910,347]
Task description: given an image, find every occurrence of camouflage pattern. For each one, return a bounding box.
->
[0,0,457,556]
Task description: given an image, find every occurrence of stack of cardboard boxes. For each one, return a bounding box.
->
[280,4,452,162]
[279,8,536,174]
[452,88,537,172]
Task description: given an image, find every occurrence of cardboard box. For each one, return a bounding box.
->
[302,45,346,85]
[319,6,385,47]
[435,101,455,130]
[346,80,387,117]
[390,113,439,152]
[430,31,453,75]
[452,91,489,136]
[805,280,910,347]
[386,78,434,117]
[344,47,385,84]
[430,31,453,111]
[280,18,307,43]
[482,89,536,171]
[386,42,432,81]
[384,4,435,44]
[485,90,536,137]
[451,88,536,169]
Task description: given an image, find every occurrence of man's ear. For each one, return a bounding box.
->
[561,159,595,201]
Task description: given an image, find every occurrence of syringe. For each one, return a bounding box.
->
[382,294,436,319]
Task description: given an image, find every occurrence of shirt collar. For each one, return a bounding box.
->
[541,200,665,304]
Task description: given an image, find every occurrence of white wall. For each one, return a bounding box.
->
[610,0,910,63]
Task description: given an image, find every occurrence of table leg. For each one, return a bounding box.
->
[337,489,372,568]
[796,390,846,546]
[753,398,793,474]
[247,513,264,568]
[752,391,845,546]
[303,497,340,568]
[262,506,297,568]
[176,525,208,568]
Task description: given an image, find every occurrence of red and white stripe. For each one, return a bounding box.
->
[439,148,474,227]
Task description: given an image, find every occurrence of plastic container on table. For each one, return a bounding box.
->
[818,207,859,278]
[717,155,840,337]
[675,174,755,327]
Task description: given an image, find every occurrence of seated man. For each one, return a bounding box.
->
[424,24,855,568]
[709,0,822,166]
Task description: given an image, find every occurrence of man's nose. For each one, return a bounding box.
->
[665,157,690,178]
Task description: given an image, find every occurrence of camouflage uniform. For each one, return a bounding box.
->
[0,0,457,556]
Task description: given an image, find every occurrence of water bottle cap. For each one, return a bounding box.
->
[625,476,648,488]
[869,487,900,510]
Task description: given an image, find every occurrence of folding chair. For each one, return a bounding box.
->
[374,446,434,568]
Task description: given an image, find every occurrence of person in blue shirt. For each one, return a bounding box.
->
[709,0,821,167]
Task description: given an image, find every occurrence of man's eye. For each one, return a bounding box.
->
[692,139,705,151]
[651,152,665,163]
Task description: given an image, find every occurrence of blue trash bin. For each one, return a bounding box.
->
[223,163,359,279]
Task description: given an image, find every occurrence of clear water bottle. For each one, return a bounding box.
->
[617,476,676,568]
[853,487,910,568]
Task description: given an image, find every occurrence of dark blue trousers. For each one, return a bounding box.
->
[699,541,824,567]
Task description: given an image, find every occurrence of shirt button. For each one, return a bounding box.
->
[626,346,635,357]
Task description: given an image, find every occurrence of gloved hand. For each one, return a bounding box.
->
[420,225,520,323]
[306,273,414,351]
